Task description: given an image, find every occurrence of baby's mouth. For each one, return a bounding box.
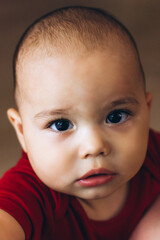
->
[77,168,117,187]
[84,173,107,179]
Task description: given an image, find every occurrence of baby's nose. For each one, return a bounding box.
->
[79,126,111,159]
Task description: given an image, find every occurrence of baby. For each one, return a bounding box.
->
[0,6,160,240]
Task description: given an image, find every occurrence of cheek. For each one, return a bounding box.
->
[114,125,149,176]
[25,136,76,187]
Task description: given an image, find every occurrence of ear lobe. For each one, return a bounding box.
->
[7,108,27,152]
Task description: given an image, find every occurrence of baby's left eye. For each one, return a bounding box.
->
[106,110,130,124]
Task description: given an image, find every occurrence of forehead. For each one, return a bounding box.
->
[17,44,143,111]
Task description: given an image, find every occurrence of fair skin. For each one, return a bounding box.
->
[2,42,159,239]
[130,195,160,240]
[0,209,25,240]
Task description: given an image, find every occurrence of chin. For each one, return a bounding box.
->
[78,189,110,201]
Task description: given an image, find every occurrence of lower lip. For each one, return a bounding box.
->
[77,174,116,187]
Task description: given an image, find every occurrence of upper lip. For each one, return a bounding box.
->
[78,168,117,180]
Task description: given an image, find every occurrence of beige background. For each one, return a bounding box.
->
[0,0,160,176]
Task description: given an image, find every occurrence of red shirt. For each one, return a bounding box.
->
[0,129,160,240]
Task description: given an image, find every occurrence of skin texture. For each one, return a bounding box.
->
[129,195,160,240]
[8,44,152,221]
[5,42,154,239]
[0,209,25,240]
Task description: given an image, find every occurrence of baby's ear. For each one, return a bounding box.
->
[7,108,27,152]
[145,92,152,110]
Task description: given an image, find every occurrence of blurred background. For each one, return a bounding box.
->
[0,0,160,176]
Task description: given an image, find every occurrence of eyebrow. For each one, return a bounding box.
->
[34,97,139,120]
[34,108,71,119]
[109,97,139,108]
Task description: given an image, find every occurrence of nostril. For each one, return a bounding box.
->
[100,152,105,156]
[83,151,107,159]
[83,153,90,159]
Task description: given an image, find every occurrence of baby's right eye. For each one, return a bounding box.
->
[47,118,73,132]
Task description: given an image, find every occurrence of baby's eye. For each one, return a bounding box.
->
[106,110,131,124]
[47,119,73,132]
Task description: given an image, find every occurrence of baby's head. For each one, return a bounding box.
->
[8,7,152,200]
[13,6,146,106]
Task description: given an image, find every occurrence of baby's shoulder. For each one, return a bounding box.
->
[0,152,69,238]
[129,195,160,240]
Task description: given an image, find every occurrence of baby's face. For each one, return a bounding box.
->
[11,45,151,201]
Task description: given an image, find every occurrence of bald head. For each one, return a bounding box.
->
[13,6,145,106]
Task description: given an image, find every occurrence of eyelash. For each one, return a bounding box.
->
[47,118,74,132]
[106,109,133,125]
[46,109,133,132]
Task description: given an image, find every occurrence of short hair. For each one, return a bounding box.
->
[13,6,145,105]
